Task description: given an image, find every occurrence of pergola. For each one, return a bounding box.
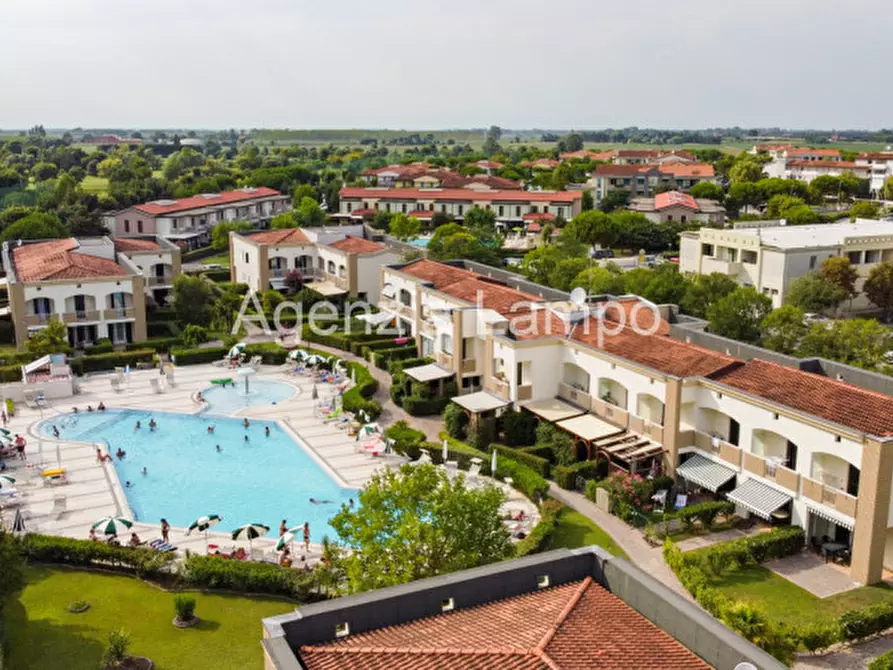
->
[521,397,585,423]
[403,363,455,396]
[555,414,625,460]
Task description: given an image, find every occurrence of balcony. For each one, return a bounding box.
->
[61,310,100,324]
[146,275,174,286]
[24,314,52,327]
[702,257,742,276]
[485,377,509,400]
[558,382,592,410]
[591,396,629,428]
[690,429,742,467]
[461,359,476,374]
[628,415,664,443]
[436,351,453,369]
[269,268,287,279]
[802,476,858,519]
[517,383,533,401]
[104,308,135,320]
[743,452,800,492]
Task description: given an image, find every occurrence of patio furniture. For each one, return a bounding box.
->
[821,542,846,563]
[444,460,459,481]
[652,489,668,512]
[51,494,67,520]
[415,449,432,465]
[149,378,163,394]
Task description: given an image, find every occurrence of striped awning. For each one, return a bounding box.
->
[806,501,855,531]
[727,478,792,521]
[676,454,736,492]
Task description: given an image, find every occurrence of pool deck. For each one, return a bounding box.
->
[3,362,536,560]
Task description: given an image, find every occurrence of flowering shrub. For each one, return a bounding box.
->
[599,472,652,523]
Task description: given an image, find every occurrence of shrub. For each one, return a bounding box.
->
[182,554,318,600]
[799,621,841,653]
[85,338,114,355]
[500,407,537,446]
[535,422,575,466]
[76,349,156,374]
[443,402,468,439]
[402,395,451,416]
[677,500,736,532]
[519,444,554,462]
[102,629,131,668]
[745,526,804,562]
[371,345,418,370]
[244,342,288,364]
[125,337,182,353]
[584,479,601,502]
[342,361,380,420]
[496,456,549,501]
[19,534,176,578]
[171,345,229,366]
[515,499,564,557]
[870,650,893,670]
[181,324,209,347]
[839,600,893,642]
[387,356,432,376]
[552,460,597,490]
[490,444,550,478]
[467,417,496,451]
[174,594,197,622]
[383,420,426,456]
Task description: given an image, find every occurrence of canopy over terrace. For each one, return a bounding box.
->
[404,363,455,395]
[521,397,585,423]
[556,413,625,460]
[451,391,510,427]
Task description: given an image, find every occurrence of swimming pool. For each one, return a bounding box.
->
[40,409,355,542]
[409,237,431,248]
[201,379,297,415]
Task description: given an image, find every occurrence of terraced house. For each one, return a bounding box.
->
[1,236,183,349]
[378,257,893,585]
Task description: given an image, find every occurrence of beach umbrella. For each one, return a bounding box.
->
[12,508,25,534]
[0,428,10,436]
[228,343,246,359]
[304,354,325,366]
[442,438,449,462]
[0,475,15,490]
[287,349,307,361]
[275,532,296,552]
[231,523,269,551]
[491,448,498,475]
[92,516,132,537]
[311,383,318,400]
[187,514,222,535]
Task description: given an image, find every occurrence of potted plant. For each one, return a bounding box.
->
[68,600,90,613]
[101,629,153,669]
[172,594,199,628]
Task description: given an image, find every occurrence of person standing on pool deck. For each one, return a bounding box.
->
[303,523,310,551]
[279,519,287,536]
[161,519,170,543]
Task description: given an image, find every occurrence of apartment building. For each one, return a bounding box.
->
[628,191,725,225]
[608,149,697,165]
[590,163,716,205]
[855,152,893,196]
[229,225,401,304]
[105,187,291,249]
[337,187,584,224]
[679,219,893,309]
[785,160,871,184]
[111,237,182,305]
[378,257,893,585]
[3,237,151,349]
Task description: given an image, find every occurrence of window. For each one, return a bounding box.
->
[401,204,407,213]
[124,220,130,233]
[847,251,862,265]
[726,248,738,262]
[680,215,687,223]
[441,333,452,353]
[742,250,758,264]
[667,215,673,222]
[346,202,352,212]
[327,260,336,274]
[530,205,538,214]
[865,249,881,263]
[515,206,521,217]
[137,220,143,233]
[244,252,249,263]
[498,205,504,216]
[809,255,817,270]
[458,205,464,216]
[701,243,714,256]
[441,204,447,213]
[399,289,412,306]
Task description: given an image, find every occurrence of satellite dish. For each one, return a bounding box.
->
[569,287,586,306]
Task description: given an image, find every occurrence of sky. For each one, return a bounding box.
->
[1,0,892,130]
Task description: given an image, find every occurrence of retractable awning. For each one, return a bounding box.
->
[521,397,585,423]
[556,414,623,442]
[403,364,454,383]
[727,478,792,521]
[451,391,509,414]
[805,501,855,531]
[357,312,395,327]
[676,454,736,492]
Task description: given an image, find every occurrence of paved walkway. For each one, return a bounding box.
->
[548,485,690,599]
[795,636,893,670]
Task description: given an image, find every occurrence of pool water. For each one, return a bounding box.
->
[201,379,297,415]
[40,409,355,542]
[409,237,431,248]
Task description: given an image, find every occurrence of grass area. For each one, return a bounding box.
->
[550,508,627,559]
[200,252,231,267]
[706,563,893,626]
[81,175,109,195]
[5,566,294,670]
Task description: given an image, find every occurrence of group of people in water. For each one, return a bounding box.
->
[71,402,106,414]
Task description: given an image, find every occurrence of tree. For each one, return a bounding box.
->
[211,290,242,333]
[571,266,625,295]
[561,132,584,152]
[31,161,58,181]
[328,463,512,593]
[371,210,392,231]
[819,256,858,300]
[428,222,501,266]
[549,257,589,291]
[707,287,772,343]
[284,269,303,294]
[849,201,880,221]
[726,182,764,213]
[786,273,847,314]
[680,273,739,318]
[294,196,326,227]
[760,305,807,354]
[262,289,284,313]
[688,181,724,202]
[598,189,629,213]
[766,195,807,218]
[882,176,893,201]
[622,267,655,298]
[581,189,594,211]
[210,220,252,250]
[864,261,893,320]
[270,211,297,229]
[162,148,205,181]
[641,265,690,304]
[172,275,213,326]
[729,158,765,183]
[25,317,68,354]
[482,125,502,156]
[463,206,497,229]
[389,213,421,241]
[293,183,315,203]
[799,319,893,369]
[181,324,208,347]
[0,212,67,242]
[562,210,616,248]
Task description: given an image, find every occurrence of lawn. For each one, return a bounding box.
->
[5,566,295,670]
[200,252,231,267]
[549,508,627,559]
[707,563,893,626]
[81,175,109,195]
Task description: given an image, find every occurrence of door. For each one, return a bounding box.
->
[74,295,86,318]
[786,441,798,471]
[728,418,740,446]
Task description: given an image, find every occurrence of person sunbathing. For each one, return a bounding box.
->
[129,533,142,548]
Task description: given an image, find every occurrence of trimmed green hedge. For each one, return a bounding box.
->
[19,533,176,578]
[125,337,182,353]
[244,342,288,365]
[515,499,564,557]
[67,349,157,375]
[552,461,598,490]
[387,356,433,376]
[490,444,551,478]
[342,361,381,420]
[0,364,21,383]
[677,500,736,531]
[840,601,893,642]
[371,345,418,370]
[869,650,893,670]
[171,346,230,365]
[202,269,230,282]
[182,554,319,600]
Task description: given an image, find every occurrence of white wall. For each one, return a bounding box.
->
[231,237,262,291]
[356,251,401,304]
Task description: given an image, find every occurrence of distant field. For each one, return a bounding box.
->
[80,175,108,195]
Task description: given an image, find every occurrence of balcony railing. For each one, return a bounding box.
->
[485,376,509,400]
[689,429,742,467]
[62,310,100,324]
[104,308,135,320]
[461,359,476,374]
[517,383,533,401]
[436,351,453,369]
[591,396,629,428]
[25,314,52,327]
[269,268,287,279]
[802,476,857,519]
[147,275,173,286]
[558,382,592,410]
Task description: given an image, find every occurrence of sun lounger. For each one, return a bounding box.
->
[149,539,178,552]
[149,378,163,394]
[51,495,67,520]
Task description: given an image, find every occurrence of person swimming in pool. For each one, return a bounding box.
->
[216,444,222,452]
[116,448,126,459]
[52,425,60,438]
[309,498,333,505]
[207,425,215,434]
[243,418,250,428]
[141,467,147,475]
[244,434,249,443]
[135,421,141,430]
[148,418,157,431]
[265,426,270,437]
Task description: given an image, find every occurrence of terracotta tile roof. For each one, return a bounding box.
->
[348,208,377,217]
[711,359,893,437]
[787,148,841,157]
[614,149,662,159]
[755,144,794,152]
[299,579,709,670]
[112,238,162,252]
[133,187,283,215]
[560,150,615,161]
[523,212,556,221]
[659,163,715,178]
[406,209,435,219]
[594,164,658,176]
[13,239,129,282]
[329,236,386,254]
[857,152,893,161]
[339,187,582,204]
[654,191,699,211]
[521,159,560,169]
[474,160,504,169]
[788,160,862,170]
[247,228,311,245]
[468,175,523,190]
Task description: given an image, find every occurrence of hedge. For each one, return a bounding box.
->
[68,349,157,375]
[19,533,176,578]
[383,421,426,457]
[125,336,183,353]
[371,345,418,370]
[244,342,288,365]
[342,361,381,420]
[387,356,432,376]
[677,500,736,531]
[402,395,451,416]
[552,461,598,490]
[490,444,551,478]
[870,650,893,670]
[181,246,221,263]
[202,269,230,283]
[171,345,230,366]
[84,340,114,355]
[0,364,21,383]
[515,500,564,557]
[840,601,893,642]
[518,444,553,461]
[181,554,319,600]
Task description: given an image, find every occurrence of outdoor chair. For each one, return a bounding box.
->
[51,495,67,520]
[149,378,163,394]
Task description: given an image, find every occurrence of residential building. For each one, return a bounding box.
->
[761,147,849,182]
[336,187,583,225]
[378,257,893,584]
[3,237,152,349]
[105,187,291,249]
[360,164,521,190]
[590,163,716,205]
[749,143,795,159]
[679,219,893,309]
[855,152,893,196]
[262,546,782,670]
[472,159,503,174]
[608,149,697,165]
[785,160,871,184]
[785,147,842,162]
[559,149,615,161]
[628,191,725,224]
[111,237,182,305]
[229,225,401,303]
[520,158,560,170]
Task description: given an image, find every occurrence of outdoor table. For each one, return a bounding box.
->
[821,542,846,562]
